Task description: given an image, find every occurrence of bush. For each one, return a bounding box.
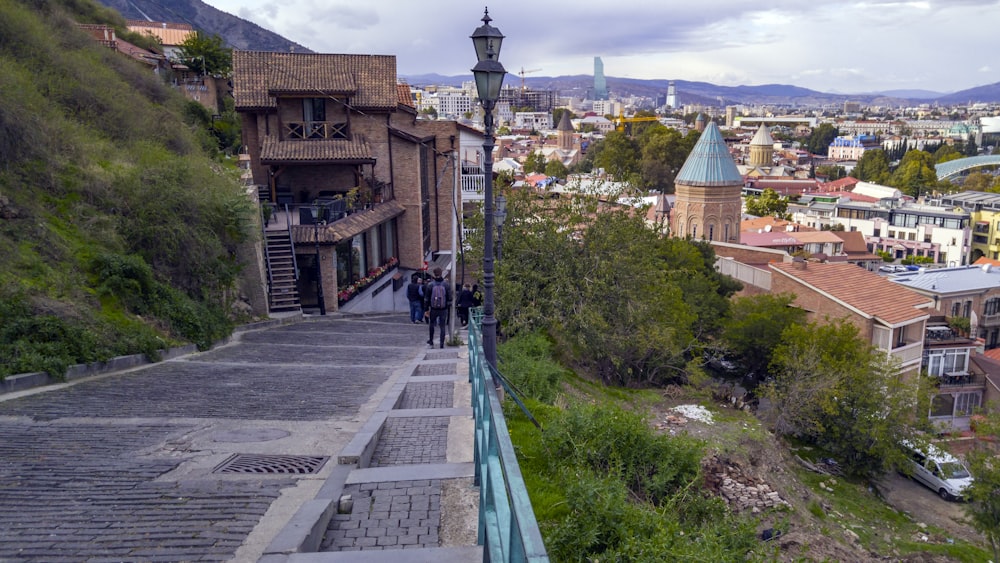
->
[497,332,565,403]
[542,402,703,505]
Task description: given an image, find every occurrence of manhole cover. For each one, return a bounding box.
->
[212,453,328,474]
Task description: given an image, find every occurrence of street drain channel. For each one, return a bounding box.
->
[212,453,329,474]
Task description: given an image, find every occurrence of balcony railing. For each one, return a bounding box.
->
[982,313,1000,326]
[285,121,349,140]
[936,372,984,388]
[889,340,923,366]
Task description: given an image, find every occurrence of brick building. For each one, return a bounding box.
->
[769,261,933,376]
[233,51,460,313]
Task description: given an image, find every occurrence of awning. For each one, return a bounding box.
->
[293,200,405,245]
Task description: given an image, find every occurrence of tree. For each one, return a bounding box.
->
[523,151,547,174]
[965,138,979,157]
[721,293,806,384]
[485,190,733,386]
[592,131,640,184]
[761,320,930,479]
[851,149,890,184]
[552,108,576,128]
[963,412,1000,561]
[815,164,846,180]
[889,149,938,197]
[176,32,231,77]
[419,107,437,119]
[744,188,789,218]
[638,125,687,193]
[933,144,962,165]
[806,123,839,156]
[544,159,568,179]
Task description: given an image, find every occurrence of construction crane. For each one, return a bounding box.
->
[519,67,541,90]
[614,109,662,134]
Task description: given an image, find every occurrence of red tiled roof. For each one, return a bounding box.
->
[397,83,414,108]
[260,137,373,164]
[820,177,860,191]
[741,216,815,233]
[232,51,397,111]
[770,261,932,326]
[973,257,1000,268]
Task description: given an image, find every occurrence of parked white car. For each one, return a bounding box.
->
[901,441,973,501]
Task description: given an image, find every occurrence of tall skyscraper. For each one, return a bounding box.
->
[666,81,677,109]
[593,57,608,101]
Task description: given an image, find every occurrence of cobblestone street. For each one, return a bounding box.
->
[0,314,433,562]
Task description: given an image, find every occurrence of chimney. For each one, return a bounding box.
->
[793,257,807,270]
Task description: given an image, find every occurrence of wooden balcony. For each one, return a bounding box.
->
[285,121,349,140]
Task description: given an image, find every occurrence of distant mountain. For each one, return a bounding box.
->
[404,72,1000,106]
[94,0,310,53]
[872,89,943,100]
[935,82,1000,104]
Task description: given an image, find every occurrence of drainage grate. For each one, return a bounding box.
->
[212,453,329,474]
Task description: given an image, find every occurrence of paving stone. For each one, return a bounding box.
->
[0,315,432,561]
[319,480,444,552]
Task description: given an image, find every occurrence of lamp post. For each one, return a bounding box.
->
[471,7,506,371]
[494,194,507,262]
[310,204,327,316]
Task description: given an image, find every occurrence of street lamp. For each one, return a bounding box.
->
[494,194,507,262]
[310,203,327,315]
[471,7,506,371]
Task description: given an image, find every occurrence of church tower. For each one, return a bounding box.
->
[748,123,775,168]
[557,110,574,151]
[672,122,743,244]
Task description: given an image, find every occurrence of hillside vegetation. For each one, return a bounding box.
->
[0,0,256,378]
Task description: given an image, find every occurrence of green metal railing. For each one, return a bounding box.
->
[467,307,549,562]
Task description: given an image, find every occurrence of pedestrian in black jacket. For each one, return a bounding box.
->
[457,284,475,327]
[423,268,451,348]
[406,275,424,323]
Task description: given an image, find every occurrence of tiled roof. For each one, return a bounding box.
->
[741,216,815,233]
[232,51,397,111]
[397,83,414,108]
[127,22,194,46]
[675,122,744,187]
[820,176,860,191]
[260,137,373,164]
[771,261,932,326]
[296,201,406,245]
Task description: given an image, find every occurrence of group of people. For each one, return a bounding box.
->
[406,269,482,348]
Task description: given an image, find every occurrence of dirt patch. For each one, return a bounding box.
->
[648,395,986,562]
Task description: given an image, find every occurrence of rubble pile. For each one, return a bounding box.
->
[703,456,790,513]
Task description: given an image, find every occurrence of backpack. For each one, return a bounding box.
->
[430,282,447,309]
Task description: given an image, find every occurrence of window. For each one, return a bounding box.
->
[930,393,954,417]
[908,232,916,241]
[303,98,326,123]
[951,302,961,317]
[963,300,972,318]
[708,224,715,241]
[955,392,981,416]
[984,297,1000,316]
[926,349,969,376]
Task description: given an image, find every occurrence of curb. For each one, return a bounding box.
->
[0,313,304,396]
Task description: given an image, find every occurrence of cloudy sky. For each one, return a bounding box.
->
[202,0,999,95]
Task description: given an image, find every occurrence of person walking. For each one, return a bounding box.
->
[406,274,424,324]
[457,283,475,327]
[424,268,451,348]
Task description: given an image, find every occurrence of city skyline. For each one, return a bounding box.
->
[200,1,1000,95]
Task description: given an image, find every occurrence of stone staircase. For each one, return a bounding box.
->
[265,231,301,312]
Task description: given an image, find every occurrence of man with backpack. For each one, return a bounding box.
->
[423,267,451,348]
